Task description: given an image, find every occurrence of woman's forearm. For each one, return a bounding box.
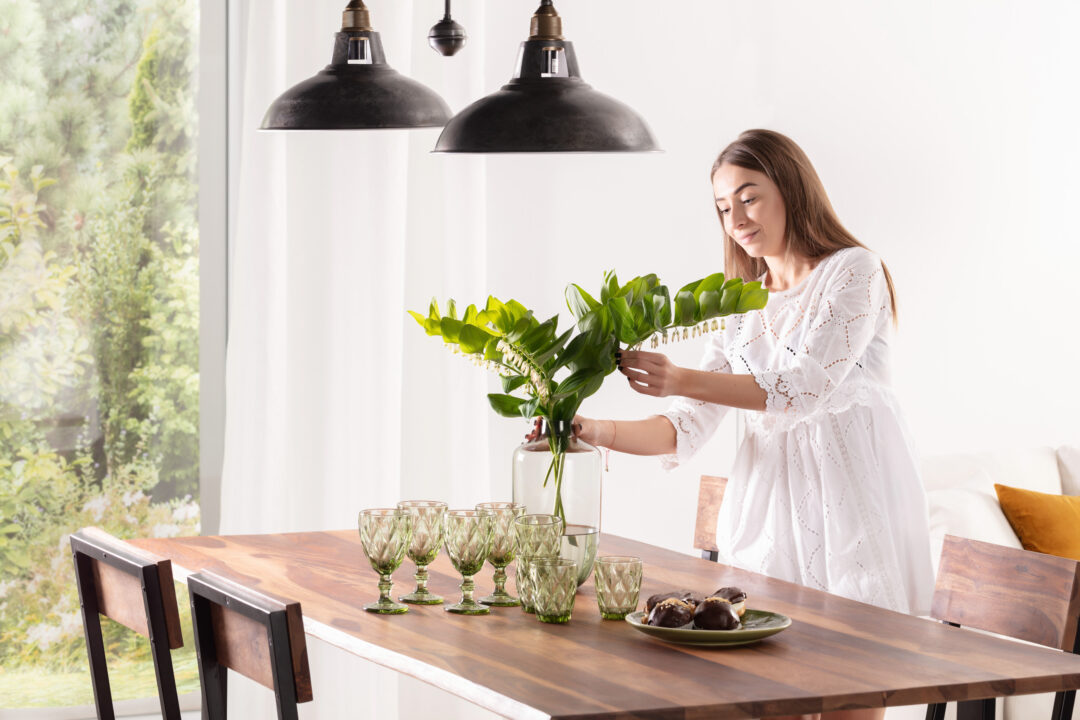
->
[593,416,678,456]
[675,369,767,412]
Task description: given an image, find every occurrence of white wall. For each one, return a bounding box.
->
[403,0,1080,557]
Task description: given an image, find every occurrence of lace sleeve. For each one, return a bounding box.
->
[658,337,733,470]
[754,248,890,417]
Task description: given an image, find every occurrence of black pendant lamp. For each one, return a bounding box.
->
[434,0,659,153]
[261,0,451,131]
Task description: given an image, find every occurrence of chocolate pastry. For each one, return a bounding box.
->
[711,586,747,616]
[645,598,694,628]
[693,597,741,630]
[644,589,701,613]
[711,586,747,604]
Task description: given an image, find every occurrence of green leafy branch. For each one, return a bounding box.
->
[409,270,769,429]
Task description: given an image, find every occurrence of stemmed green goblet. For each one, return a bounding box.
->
[358,508,415,614]
[397,500,448,605]
[444,508,495,615]
[476,502,526,606]
[512,514,564,614]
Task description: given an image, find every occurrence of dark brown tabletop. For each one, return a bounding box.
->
[130,531,1080,719]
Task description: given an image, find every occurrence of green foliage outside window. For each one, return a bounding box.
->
[0,0,202,707]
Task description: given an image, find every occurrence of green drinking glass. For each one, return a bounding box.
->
[512,514,563,614]
[358,508,415,614]
[529,557,578,624]
[396,500,448,605]
[594,555,642,620]
[476,502,526,607]
[444,508,495,615]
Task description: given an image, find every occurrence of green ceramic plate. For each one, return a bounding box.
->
[625,609,792,647]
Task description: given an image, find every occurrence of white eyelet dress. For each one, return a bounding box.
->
[661,247,934,615]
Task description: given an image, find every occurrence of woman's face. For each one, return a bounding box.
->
[712,162,787,258]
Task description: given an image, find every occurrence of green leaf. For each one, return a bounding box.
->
[462,304,479,324]
[652,287,672,327]
[607,296,639,345]
[459,324,493,354]
[735,281,770,313]
[699,289,721,319]
[719,280,743,315]
[518,397,541,419]
[673,290,697,325]
[565,283,600,320]
[488,393,528,417]
[502,375,527,393]
[407,310,427,328]
[693,272,726,301]
[447,299,458,320]
[535,327,573,367]
[553,368,598,399]
[440,317,464,343]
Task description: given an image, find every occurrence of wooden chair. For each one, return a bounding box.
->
[926,535,1080,720]
[70,527,184,720]
[187,571,313,720]
[694,475,727,561]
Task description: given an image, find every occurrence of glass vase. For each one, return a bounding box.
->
[512,419,601,585]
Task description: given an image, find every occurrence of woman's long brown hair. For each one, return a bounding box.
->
[712,129,897,319]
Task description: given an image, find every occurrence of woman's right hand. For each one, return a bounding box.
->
[572,415,614,448]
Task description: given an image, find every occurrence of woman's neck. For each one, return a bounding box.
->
[762,251,818,292]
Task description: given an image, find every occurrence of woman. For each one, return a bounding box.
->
[575,129,933,720]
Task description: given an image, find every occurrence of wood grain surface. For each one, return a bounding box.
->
[80,527,184,649]
[931,534,1080,651]
[693,475,727,554]
[131,531,1080,720]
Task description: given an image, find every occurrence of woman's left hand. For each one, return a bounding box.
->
[618,350,684,397]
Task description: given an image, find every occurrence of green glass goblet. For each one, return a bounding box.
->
[529,557,578,624]
[444,508,495,615]
[476,502,526,606]
[358,508,415,614]
[594,555,642,620]
[396,500,448,605]
[512,514,563,614]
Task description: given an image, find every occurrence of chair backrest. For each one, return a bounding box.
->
[70,526,184,720]
[694,475,727,561]
[187,571,312,720]
[931,534,1080,652]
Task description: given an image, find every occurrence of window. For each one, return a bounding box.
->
[0,0,223,708]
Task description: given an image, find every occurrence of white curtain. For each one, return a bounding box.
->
[221,0,497,716]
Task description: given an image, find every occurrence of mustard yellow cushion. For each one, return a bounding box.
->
[994,483,1080,562]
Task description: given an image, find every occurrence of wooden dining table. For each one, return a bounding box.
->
[129,530,1080,719]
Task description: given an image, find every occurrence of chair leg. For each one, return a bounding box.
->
[925,703,946,720]
[73,552,115,720]
[1052,689,1075,720]
[957,697,994,720]
[143,566,182,720]
[191,594,228,720]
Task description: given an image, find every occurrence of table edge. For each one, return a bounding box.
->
[159,552,551,720]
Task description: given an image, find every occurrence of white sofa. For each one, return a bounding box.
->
[885,445,1080,720]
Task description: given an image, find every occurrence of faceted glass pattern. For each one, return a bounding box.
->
[476,502,526,607]
[397,500,448,605]
[529,557,577,623]
[358,508,415,614]
[512,515,563,614]
[444,509,495,614]
[594,555,642,620]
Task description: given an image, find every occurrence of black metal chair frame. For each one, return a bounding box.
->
[187,572,303,720]
[70,529,182,720]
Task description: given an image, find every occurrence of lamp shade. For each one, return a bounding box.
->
[434,7,658,153]
[261,29,450,130]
